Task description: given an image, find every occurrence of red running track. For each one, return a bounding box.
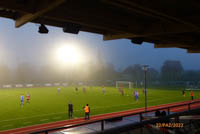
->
[1,99,200,134]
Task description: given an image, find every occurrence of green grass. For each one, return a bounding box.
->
[0,86,199,131]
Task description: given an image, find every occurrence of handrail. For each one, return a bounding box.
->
[98,108,200,134]
[29,99,200,134]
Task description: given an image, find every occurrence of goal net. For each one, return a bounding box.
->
[116,81,133,89]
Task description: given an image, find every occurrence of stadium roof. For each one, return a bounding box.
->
[1,0,200,53]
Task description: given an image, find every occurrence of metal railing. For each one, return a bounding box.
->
[30,99,200,134]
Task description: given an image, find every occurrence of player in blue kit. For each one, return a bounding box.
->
[20,95,24,107]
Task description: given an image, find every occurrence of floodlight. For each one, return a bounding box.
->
[63,22,81,34]
[38,24,49,34]
[55,45,81,65]
[143,65,149,71]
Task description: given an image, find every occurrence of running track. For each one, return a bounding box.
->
[1,99,200,134]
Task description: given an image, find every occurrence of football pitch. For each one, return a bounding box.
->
[0,86,199,131]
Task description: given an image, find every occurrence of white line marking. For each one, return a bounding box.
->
[0,96,191,123]
[1,99,199,134]
[0,112,67,123]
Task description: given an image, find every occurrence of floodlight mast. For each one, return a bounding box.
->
[143,65,149,112]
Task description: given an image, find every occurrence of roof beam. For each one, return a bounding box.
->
[103,33,137,40]
[15,0,65,28]
[104,0,200,30]
[154,43,189,48]
[43,13,134,34]
[187,49,200,53]
[103,23,198,40]
[0,0,35,13]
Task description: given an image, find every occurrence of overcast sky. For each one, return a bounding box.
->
[0,18,200,71]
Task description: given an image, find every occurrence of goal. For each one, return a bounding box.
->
[116,81,133,89]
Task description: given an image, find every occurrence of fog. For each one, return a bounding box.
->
[0,18,200,84]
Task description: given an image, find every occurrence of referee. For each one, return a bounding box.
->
[68,101,73,118]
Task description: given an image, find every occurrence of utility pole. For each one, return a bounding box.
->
[143,65,149,112]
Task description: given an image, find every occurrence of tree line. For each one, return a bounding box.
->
[122,60,200,85]
[0,60,199,85]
